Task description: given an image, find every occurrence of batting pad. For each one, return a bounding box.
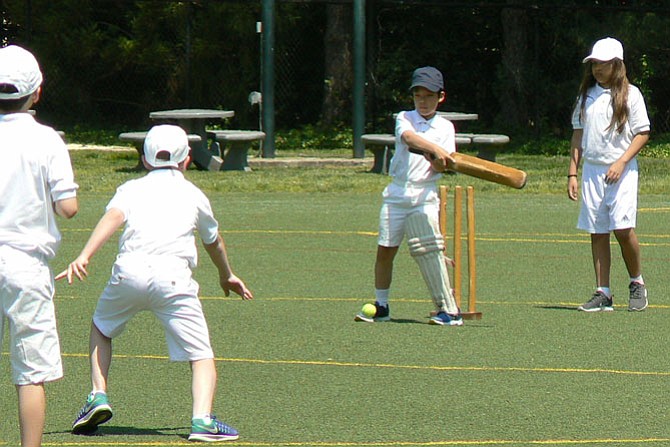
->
[406,212,459,315]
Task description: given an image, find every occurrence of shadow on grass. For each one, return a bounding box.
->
[47,425,189,438]
[536,305,577,311]
[389,318,425,324]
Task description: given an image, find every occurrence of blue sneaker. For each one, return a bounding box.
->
[429,311,464,326]
[72,392,113,434]
[354,302,390,323]
[188,415,239,442]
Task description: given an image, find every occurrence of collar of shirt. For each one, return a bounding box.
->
[0,112,35,124]
[146,167,186,179]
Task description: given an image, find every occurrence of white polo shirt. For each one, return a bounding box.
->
[107,169,219,269]
[571,84,650,165]
[389,109,456,184]
[0,113,78,259]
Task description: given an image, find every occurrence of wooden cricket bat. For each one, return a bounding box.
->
[411,149,527,189]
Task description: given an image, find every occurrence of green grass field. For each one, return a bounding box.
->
[1,151,669,446]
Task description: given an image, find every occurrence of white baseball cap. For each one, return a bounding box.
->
[0,45,43,99]
[583,37,624,63]
[143,125,190,168]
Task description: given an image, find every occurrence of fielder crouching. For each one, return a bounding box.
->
[355,66,462,326]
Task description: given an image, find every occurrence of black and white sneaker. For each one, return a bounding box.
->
[354,302,390,322]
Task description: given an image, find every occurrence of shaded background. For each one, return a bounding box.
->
[2,0,669,139]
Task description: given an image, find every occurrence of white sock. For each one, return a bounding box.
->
[630,275,644,284]
[375,289,389,307]
[596,286,611,298]
[193,414,211,422]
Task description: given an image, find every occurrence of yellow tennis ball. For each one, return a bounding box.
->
[362,303,377,318]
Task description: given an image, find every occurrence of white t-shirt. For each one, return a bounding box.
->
[0,113,78,259]
[389,110,456,184]
[571,84,650,165]
[107,169,219,269]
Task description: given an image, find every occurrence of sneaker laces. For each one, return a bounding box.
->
[211,416,237,435]
[588,291,608,303]
[629,282,645,300]
[75,394,95,419]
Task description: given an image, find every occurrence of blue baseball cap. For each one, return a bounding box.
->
[409,66,444,92]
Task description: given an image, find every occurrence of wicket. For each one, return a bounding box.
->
[439,185,482,320]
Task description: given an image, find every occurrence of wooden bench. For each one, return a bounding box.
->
[361,132,509,173]
[361,134,395,174]
[206,130,265,171]
[118,131,202,170]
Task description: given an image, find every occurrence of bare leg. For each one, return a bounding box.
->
[90,322,112,392]
[17,383,45,447]
[613,228,642,278]
[191,358,217,417]
[375,245,399,290]
[591,233,611,288]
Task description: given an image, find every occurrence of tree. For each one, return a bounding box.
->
[498,1,530,130]
[321,3,353,127]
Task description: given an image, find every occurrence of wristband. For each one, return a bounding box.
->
[567,174,577,178]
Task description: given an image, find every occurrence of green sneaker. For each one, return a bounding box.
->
[72,392,113,434]
[188,415,239,442]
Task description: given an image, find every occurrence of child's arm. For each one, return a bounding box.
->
[605,131,650,184]
[54,197,78,219]
[55,208,125,283]
[401,130,454,171]
[203,234,253,300]
[567,129,583,201]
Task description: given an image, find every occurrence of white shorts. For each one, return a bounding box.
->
[0,246,63,385]
[378,181,440,247]
[578,160,638,233]
[93,254,214,362]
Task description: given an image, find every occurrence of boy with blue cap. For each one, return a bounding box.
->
[355,66,462,326]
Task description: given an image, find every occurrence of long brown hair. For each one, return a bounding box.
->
[578,59,629,134]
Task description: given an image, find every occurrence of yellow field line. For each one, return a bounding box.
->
[38,436,670,446]
[43,352,668,378]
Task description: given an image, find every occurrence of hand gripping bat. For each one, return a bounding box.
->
[411,149,527,189]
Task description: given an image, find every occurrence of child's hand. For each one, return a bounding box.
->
[221,274,253,300]
[429,156,447,172]
[54,257,90,284]
[430,149,454,172]
[567,176,579,201]
[605,160,625,184]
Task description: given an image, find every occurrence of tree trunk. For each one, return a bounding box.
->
[499,2,528,129]
[321,3,352,127]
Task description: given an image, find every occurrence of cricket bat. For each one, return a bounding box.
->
[411,149,527,189]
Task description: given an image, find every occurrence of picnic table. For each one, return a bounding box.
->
[149,109,234,171]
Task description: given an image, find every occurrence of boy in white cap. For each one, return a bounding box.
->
[57,124,253,441]
[567,37,650,312]
[0,45,79,447]
[355,66,462,326]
